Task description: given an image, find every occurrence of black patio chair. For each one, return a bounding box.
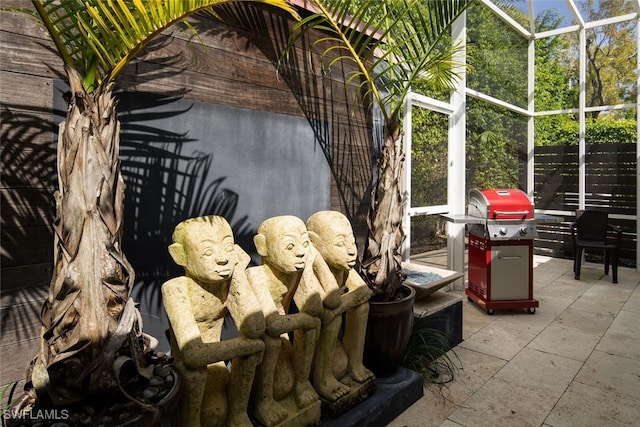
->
[571,210,622,283]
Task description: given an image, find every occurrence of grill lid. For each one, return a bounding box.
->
[468,188,534,220]
[467,188,537,240]
[440,189,562,241]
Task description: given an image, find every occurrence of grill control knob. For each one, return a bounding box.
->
[499,227,507,236]
[520,227,528,236]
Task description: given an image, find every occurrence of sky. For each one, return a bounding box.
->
[505,0,609,30]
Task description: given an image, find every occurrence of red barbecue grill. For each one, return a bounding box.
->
[444,189,560,315]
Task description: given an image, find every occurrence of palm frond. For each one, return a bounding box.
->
[284,0,469,126]
[32,0,299,91]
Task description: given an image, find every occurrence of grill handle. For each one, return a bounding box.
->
[493,210,530,217]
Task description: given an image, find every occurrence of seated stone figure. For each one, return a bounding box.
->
[246,215,329,427]
[307,210,375,412]
[162,216,265,427]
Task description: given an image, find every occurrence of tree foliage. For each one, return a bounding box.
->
[579,0,638,114]
[538,118,637,146]
[467,1,528,108]
[459,0,637,201]
[464,1,525,190]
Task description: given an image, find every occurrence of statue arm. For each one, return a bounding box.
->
[227,246,266,339]
[293,275,324,317]
[319,271,371,323]
[246,266,321,336]
[162,279,262,369]
[246,267,284,337]
[293,250,331,316]
[309,245,341,309]
[341,269,373,308]
[264,311,320,336]
[162,279,208,369]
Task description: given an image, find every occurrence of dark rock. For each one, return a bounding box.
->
[153,366,171,377]
[148,376,164,386]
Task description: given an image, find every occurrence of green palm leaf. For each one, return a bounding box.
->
[286,0,468,126]
[283,0,469,298]
[33,0,299,91]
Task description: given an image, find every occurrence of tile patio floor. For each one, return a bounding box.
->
[388,254,640,427]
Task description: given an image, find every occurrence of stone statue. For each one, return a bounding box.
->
[161,216,264,427]
[307,210,375,415]
[246,215,326,427]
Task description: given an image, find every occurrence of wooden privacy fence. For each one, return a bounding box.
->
[533,143,637,267]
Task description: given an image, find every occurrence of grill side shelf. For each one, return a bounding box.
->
[440,214,485,224]
[440,213,562,225]
[533,214,563,224]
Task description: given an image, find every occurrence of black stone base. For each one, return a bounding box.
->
[320,367,423,427]
[320,377,376,419]
[413,291,464,352]
[420,300,463,350]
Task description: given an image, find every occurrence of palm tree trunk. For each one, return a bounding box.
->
[362,126,406,301]
[32,66,138,403]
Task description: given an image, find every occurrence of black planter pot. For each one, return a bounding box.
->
[363,284,416,377]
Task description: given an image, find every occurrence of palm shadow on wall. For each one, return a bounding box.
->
[208,5,376,230]
[115,90,254,322]
[1,86,253,357]
[1,106,57,354]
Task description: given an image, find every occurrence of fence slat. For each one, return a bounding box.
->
[533,143,636,267]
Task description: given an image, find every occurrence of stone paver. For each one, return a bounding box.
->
[388,257,640,427]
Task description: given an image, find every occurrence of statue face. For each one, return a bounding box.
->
[263,218,310,274]
[312,215,357,272]
[183,221,238,283]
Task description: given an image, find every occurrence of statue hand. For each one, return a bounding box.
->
[234,244,251,270]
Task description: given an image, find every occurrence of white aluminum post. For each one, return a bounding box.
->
[578,27,587,210]
[527,34,535,196]
[402,96,412,262]
[448,12,467,291]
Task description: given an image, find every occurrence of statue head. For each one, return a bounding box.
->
[306,211,357,272]
[254,215,310,274]
[169,215,238,284]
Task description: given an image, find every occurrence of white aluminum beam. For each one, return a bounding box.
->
[535,107,580,116]
[536,103,635,117]
[567,0,585,27]
[584,13,638,30]
[407,205,449,216]
[535,25,580,39]
[480,0,531,39]
[527,0,535,35]
[466,88,531,116]
[408,92,454,115]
